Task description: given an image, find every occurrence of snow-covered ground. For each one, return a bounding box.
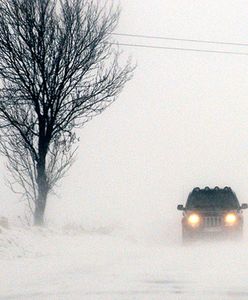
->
[1,224,248,300]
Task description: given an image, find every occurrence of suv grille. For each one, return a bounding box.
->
[203,216,221,227]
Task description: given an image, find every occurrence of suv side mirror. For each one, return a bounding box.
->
[177,204,184,211]
[241,203,248,209]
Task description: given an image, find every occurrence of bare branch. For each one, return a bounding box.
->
[0,0,133,225]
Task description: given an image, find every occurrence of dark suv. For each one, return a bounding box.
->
[177,187,248,241]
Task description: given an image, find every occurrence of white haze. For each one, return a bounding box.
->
[48,0,248,233]
[1,1,248,299]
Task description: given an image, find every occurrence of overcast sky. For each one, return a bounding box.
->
[2,1,248,233]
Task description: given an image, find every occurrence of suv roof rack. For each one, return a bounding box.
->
[224,186,231,191]
[192,186,233,193]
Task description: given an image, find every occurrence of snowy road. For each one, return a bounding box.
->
[1,228,248,300]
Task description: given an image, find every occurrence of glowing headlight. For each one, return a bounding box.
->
[187,214,200,226]
[225,213,237,224]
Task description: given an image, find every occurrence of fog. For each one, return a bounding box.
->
[1,0,248,239]
[2,0,248,234]
[2,1,248,298]
[45,0,248,234]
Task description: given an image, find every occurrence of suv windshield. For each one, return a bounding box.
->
[186,190,239,210]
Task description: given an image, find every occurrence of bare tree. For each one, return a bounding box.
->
[0,0,133,225]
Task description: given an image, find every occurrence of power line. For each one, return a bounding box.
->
[112,32,248,47]
[111,42,248,56]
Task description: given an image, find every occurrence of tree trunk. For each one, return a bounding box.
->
[34,197,46,226]
[34,155,48,226]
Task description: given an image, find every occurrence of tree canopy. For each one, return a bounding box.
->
[0,0,133,225]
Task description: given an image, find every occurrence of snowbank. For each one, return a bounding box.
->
[1,225,248,299]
